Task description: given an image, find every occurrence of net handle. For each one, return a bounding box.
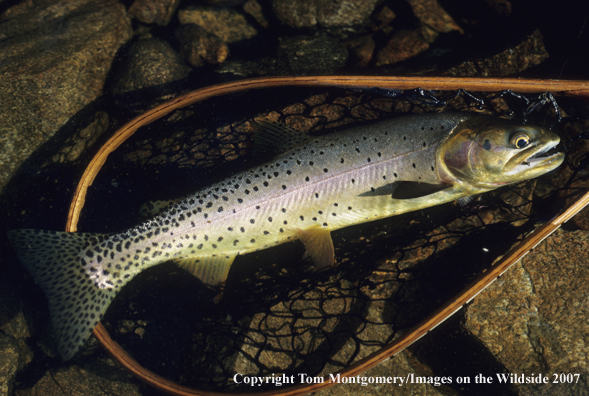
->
[65,75,589,396]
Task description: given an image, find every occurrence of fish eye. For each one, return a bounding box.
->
[510,133,530,149]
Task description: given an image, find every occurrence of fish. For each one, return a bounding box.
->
[8,112,564,360]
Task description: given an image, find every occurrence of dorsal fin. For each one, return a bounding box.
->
[251,119,312,155]
[139,199,179,217]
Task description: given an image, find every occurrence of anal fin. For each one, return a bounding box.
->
[296,226,335,269]
[174,255,236,287]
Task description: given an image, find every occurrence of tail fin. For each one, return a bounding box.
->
[8,229,120,360]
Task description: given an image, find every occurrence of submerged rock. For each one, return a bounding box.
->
[0,0,132,194]
[271,0,379,29]
[14,359,142,396]
[406,0,462,34]
[376,27,435,66]
[106,37,192,108]
[443,29,549,76]
[128,0,181,26]
[277,34,348,75]
[0,334,21,396]
[178,5,257,43]
[464,229,589,395]
[175,24,229,68]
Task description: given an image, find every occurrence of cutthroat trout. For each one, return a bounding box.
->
[8,112,564,360]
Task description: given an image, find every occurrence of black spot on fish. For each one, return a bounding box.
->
[483,139,492,150]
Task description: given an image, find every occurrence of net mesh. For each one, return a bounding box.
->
[79,86,589,391]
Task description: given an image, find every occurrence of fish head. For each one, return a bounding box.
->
[439,116,565,190]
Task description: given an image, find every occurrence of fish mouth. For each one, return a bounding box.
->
[504,140,565,176]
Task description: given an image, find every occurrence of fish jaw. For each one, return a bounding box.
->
[502,139,564,178]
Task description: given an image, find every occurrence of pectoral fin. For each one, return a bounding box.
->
[457,195,477,207]
[359,181,451,199]
[296,226,335,269]
[358,182,398,197]
[174,255,236,286]
[392,182,452,199]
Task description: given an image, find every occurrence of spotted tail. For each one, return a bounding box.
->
[8,229,124,360]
